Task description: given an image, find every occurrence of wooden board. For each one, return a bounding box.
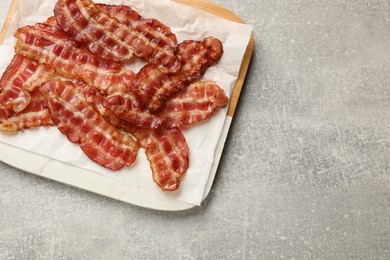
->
[0,0,254,210]
[0,0,254,118]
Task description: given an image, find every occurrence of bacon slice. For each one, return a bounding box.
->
[0,55,54,113]
[0,88,53,133]
[96,4,178,52]
[159,81,228,128]
[54,0,181,73]
[100,80,227,129]
[102,86,163,129]
[41,79,139,170]
[132,37,223,112]
[14,22,134,93]
[132,127,189,191]
[115,123,189,191]
[91,95,189,191]
[178,37,224,83]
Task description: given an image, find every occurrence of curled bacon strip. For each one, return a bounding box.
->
[178,37,224,84]
[99,80,228,129]
[0,55,54,113]
[41,79,139,170]
[54,0,181,73]
[132,127,189,191]
[133,37,223,112]
[0,88,53,133]
[160,81,228,128]
[14,22,134,93]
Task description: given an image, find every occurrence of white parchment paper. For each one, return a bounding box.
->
[0,0,252,206]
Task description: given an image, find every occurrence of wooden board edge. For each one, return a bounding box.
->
[0,0,18,44]
[227,35,254,117]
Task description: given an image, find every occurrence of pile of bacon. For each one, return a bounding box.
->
[0,0,228,191]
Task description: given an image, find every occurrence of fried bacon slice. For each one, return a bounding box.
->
[178,37,224,84]
[0,55,54,113]
[90,93,189,191]
[14,22,134,93]
[102,86,163,129]
[41,79,139,170]
[132,37,223,112]
[159,81,228,128]
[98,80,227,129]
[96,4,178,52]
[0,88,53,133]
[131,127,189,191]
[54,0,181,73]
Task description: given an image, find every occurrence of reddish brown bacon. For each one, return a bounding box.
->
[102,86,163,129]
[159,81,228,128]
[54,0,180,73]
[0,88,53,133]
[45,16,59,27]
[14,22,134,93]
[0,55,54,113]
[132,37,223,112]
[100,80,228,129]
[178,37,224,84]
[96,4,178,52]
[0,1,228,192]
[127,126,189,191]
[89,93,189,191]
[41,79,139,170]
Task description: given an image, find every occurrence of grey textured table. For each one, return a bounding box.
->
[1,0,390,259]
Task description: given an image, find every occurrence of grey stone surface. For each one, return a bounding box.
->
[1,0,390,259]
